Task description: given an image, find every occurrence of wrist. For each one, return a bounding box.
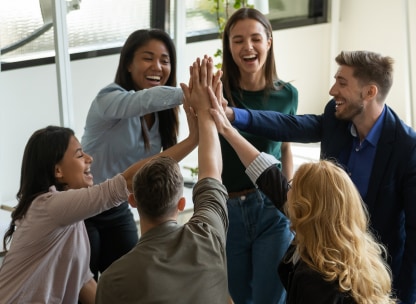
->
[225,107,235,122]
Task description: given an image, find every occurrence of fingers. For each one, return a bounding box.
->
[192,61,200,85]
[215,81,223,107]
[188,65,193,91]
[180,83,191,112]
[185,56,218,113]
[212,69,223,93]
[206,57,214,88]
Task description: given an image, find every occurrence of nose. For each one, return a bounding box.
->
[329,83,336,96]
[243,40,253,51]
[85,153,93,163]
[151,59,162,71]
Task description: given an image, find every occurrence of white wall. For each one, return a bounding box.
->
[335,0,416,123]
[1,0,415,204]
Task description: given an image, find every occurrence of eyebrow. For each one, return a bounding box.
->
[141,50,170,58]
[334,75,348,82]
[231,33,263,39]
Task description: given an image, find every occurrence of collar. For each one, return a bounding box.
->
[349,106,386,147]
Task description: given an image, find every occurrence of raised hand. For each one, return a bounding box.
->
[209,81,233,136]
[181,57,214,113]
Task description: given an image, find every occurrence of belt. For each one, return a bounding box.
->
[228,188,257,199]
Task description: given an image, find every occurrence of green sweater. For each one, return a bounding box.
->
[220,81,298,192]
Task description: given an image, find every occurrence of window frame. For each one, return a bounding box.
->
[0,0,328,71]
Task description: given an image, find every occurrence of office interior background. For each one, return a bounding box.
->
[0,0,415,207]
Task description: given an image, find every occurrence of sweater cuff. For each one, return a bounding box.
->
[231,108,250,130]
[245,152,280,184]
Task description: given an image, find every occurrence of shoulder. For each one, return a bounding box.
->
[97,83,127,95]
[271,80,297,95]
[275,80,298,92]
[385,105,416,137]
[100,248,140,281]
[291,262,352,303]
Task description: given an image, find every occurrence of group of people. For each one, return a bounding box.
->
[0,6,415,304]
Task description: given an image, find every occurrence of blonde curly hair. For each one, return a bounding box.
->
[286,160,395,303]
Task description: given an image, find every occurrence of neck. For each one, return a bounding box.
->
[239,72,266,91]
[352,102,384,140]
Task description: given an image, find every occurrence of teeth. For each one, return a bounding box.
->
[147,76,161,81]
[243,54,256,59]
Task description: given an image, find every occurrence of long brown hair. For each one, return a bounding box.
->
[115,29,179,150]
[3,126,74,251]
[222,8,278,105]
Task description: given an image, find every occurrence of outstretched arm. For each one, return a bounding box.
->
[210,85,259,168]
[209,86,288,210]
[121,87,198,192]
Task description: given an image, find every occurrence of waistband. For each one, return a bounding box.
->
[228,188,257,199]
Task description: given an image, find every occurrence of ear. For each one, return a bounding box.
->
[267,36,272,51]
[177,197,186,212]
[55,165,63,179]
[363,84,378,100]
[128,193,137,208]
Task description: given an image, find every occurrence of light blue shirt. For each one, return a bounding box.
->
[81,83,183,184]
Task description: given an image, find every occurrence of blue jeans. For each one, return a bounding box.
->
[227,190,293,304]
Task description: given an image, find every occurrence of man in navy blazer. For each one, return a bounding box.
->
[225,50,416,304]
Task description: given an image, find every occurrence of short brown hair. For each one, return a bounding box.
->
[335,50,394,101]
[132,156,183,219]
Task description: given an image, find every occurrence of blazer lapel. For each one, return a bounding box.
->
[365,107,396,210]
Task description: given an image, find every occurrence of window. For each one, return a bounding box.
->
[0,0,327,70]
[1,0,151,70]
[185,0,328,43]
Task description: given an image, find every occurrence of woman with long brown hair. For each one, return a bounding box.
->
[81,28,182,281]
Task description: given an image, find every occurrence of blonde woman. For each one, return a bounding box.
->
[278,161,395,304]
[209,89,395,303]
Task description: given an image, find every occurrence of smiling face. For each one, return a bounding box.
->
[128,39,171,90]
[228,18,271,81]
[55,136,93,190]
[329,65,367,121]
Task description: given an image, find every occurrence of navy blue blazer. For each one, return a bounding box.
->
[240,99,416,303]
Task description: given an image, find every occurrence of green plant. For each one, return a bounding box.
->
[183,166,199,179]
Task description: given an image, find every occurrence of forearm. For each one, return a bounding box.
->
[280,142,294,180]
[122,135,197,192]
[198,111,222,182]
[221,125,260,169]
[97,84,183,118]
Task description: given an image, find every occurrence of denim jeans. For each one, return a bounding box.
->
[227,190,293,304]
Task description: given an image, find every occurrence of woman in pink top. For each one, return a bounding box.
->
[0,102,197,303]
